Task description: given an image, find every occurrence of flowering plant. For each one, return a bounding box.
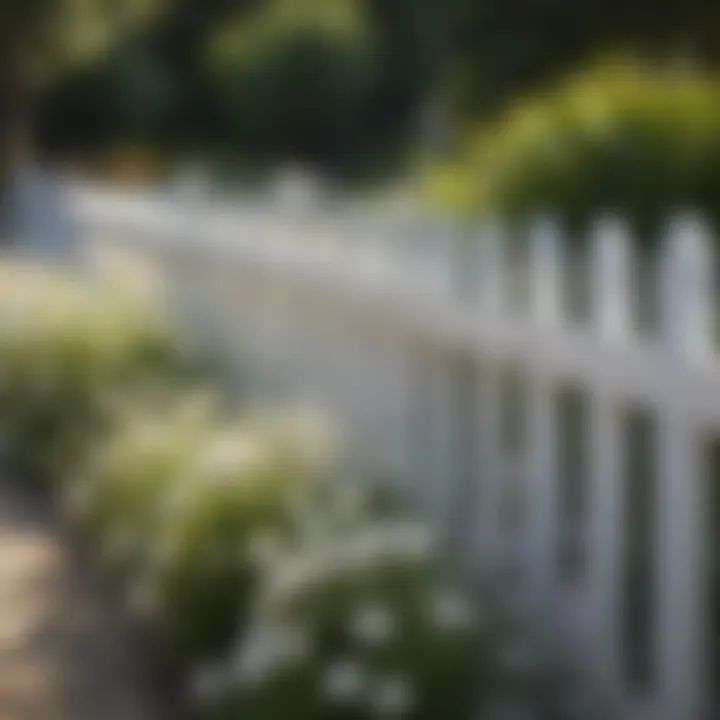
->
[194,513,498,720]
[0,262,179,483]
[68,396,342,664]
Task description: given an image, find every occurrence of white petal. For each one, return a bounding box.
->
[349,603,396,645]
[322,660,365,702]
[370,675,415,716]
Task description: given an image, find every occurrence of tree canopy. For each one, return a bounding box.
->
[1,0,162,178]
[25,0,720,182]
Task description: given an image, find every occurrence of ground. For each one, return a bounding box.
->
[0,478,170,720]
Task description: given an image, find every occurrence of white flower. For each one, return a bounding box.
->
[233,632,279,686]
[233,626,310,686]
[390,523,436,560]
[370,675,415,716]
[363,523,435,562]
[427,589,475,632]
[275,626,311,663]
[265,554,330,602]
[191,663,230,705]
[322,660,365,703]
[350,602,396,646]
[280,406,339,465]
[200,430,269,478]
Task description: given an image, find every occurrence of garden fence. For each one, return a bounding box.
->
[71,185,719,720]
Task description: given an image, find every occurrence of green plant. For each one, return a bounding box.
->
[63,389,221,562]
[205,0,378,172]
[457,58,720,235]
[0,263,181,484]
[71,395,341,664]
[190,506,594,720]
[193,520,481,719]
[143,416,338,663]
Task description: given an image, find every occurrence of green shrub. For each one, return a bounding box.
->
[70,396,341,664]
[143,414,339,663]
[461,58,720,235]
[0,264,601,719]
[191,511,591,720]
[205,0,378,172]
[63,389,221,563]
[0,263,181,483]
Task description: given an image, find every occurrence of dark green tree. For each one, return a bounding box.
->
[205,0,379,176]
[0,0,161,198]
[444,0,720,117]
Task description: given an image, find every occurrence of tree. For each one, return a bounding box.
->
[205,0,379,176]
[443,0,720,117]
[0,0,160,182]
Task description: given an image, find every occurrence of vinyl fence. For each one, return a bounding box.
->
[71,186,719,720]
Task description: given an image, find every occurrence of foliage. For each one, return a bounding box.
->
[37,0,434,181]
[63,389,220,550]
[205,0,378,174]
[69,393,341,663]
[193,507,591,720]
[0,0,161,86]
[138,411,339,662]
[0,262,181,483]
[443,0,720,116]
[453,59,720,234]
[0,263,603,718]
[27,0,720,184]
[0,0,163,230]
[99,40,179,143]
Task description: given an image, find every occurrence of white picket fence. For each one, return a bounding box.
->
[70,185,719,720]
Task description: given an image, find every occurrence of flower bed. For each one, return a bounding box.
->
[0,261,600,719]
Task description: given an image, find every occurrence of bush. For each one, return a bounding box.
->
[70,396,341,664]
[205,0,378,173]
[0,263,601,719]
[63,389,221,563]
[140,411,339,663]
[0,263,181,483]
[191,504,593,720]
[461,58,720,235]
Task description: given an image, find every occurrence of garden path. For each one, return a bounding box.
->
[0,478,168,720]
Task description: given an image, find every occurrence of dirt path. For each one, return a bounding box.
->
[0,479,168,720]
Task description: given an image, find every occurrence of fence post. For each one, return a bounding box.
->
[593,216,631,341]
[429,351,455,540]
[477,220,503,326]
[428,215,455,302]
[657,411,703,719]
[587,390,622,699]
[526,371,557,603]
[661,215,714,359]
[530,216,562,328]
[474,361,502,576]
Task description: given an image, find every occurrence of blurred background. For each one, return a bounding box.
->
[3,4,720,720]
[2,0,720,194]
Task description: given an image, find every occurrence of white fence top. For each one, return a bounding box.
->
[72,185,720,428]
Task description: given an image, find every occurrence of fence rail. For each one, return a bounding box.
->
[72,186,719,720]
